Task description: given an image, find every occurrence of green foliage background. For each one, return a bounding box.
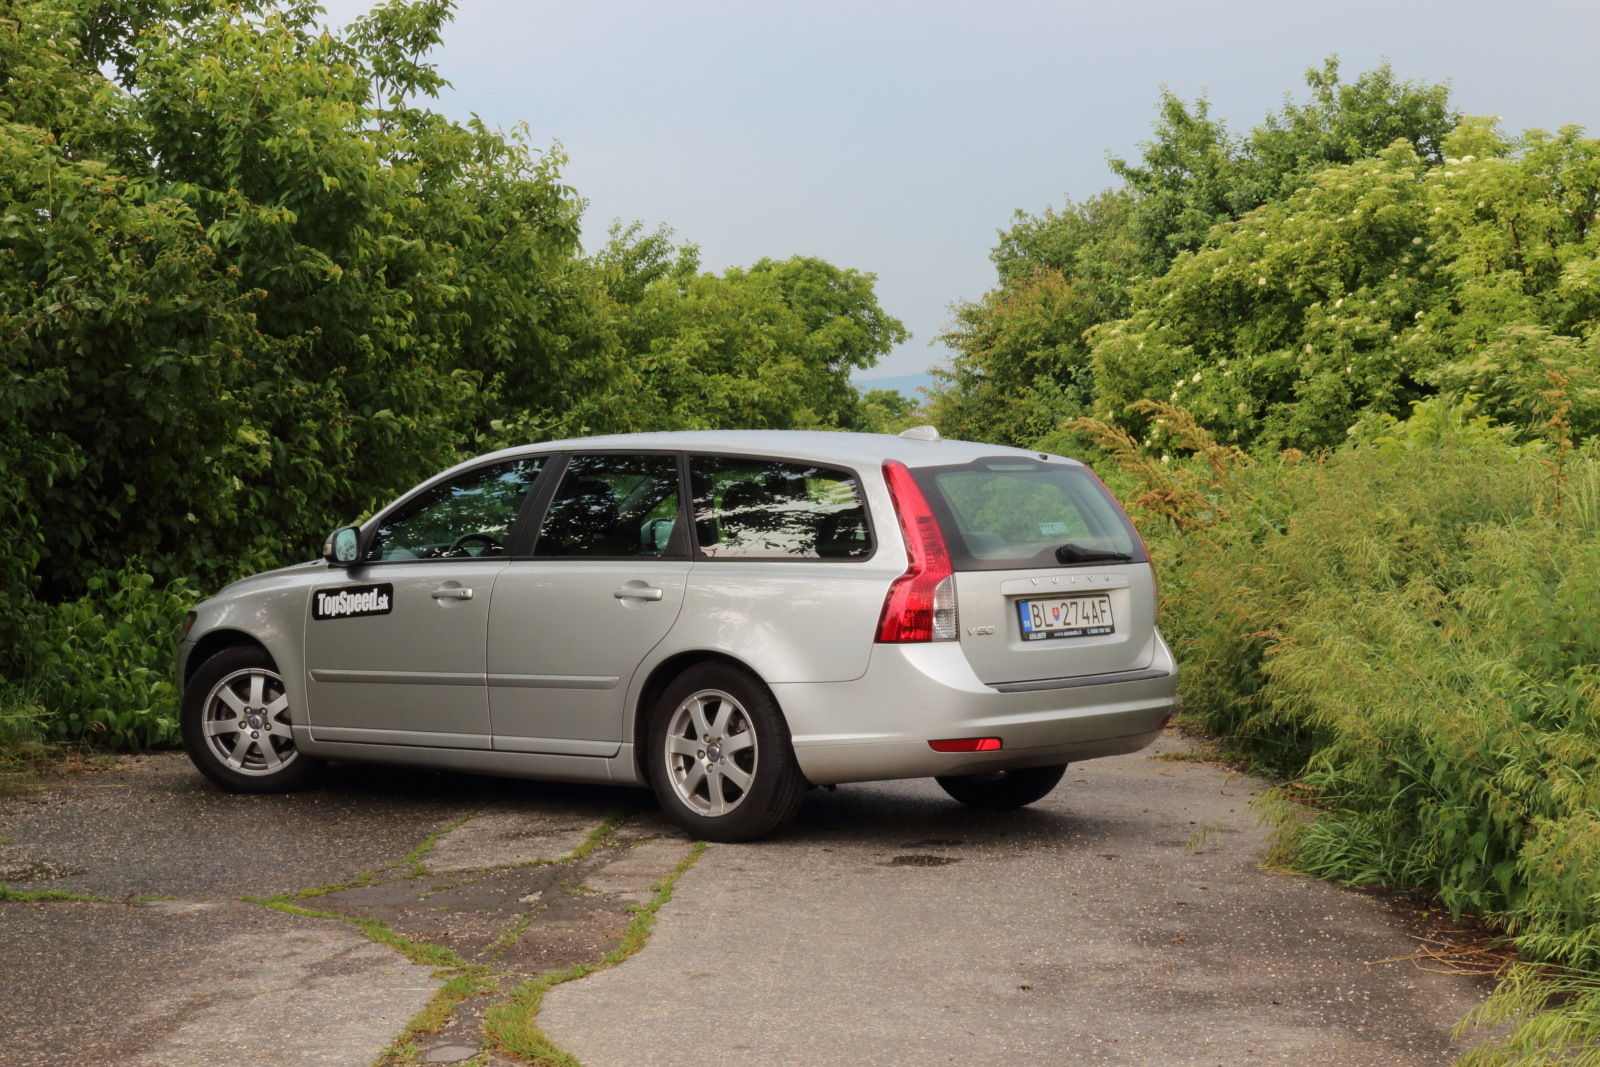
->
[926,55,1600,1064]
[0,0,907,749]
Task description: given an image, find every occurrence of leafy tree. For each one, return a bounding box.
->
[576,234,907,432]
[929,270,1104,446]
[850,387,920,434]
[1,0,902,662]
[1092,144,1438,449]
[739,255,908,425]
[927,58,1460,450]
[1090,127,1600,450]
[0,0,908,752]
[1244,57,1456,203]
[1108,91,1247,273]
[3,0,581,609]
[989,188,1141,311]
[1111,57,1460,275]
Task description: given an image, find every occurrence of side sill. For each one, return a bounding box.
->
[292,735,634,785]
[307,726,489,749]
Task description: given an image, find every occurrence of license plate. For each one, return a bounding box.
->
[1017,594,1114,641]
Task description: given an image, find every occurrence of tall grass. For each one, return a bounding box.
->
[0,684,50,767]
[1078,398,1600,1060]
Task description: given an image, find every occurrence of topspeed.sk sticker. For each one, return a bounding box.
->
[312,583,394,620]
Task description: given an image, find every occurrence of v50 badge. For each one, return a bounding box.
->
[313,583,394,620]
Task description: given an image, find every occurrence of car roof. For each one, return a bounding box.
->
[466,430,1085,472]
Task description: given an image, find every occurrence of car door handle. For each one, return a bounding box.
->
[431,587,474,601]
[613,586,664,602]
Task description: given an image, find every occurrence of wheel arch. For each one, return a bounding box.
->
[184,629,271,688]
[630,650,782,784]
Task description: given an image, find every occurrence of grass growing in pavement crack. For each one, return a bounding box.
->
[0,884,109,902]
[244,891,497,1067]
[412,809,632,899]
[271,870,380,902]
[481,912,534,965]
[267,808,483,902]
[483,840,707,1066]
[242,808,650,1065]
[399,810,480,877]
[246,896,468,969]
[378,968,501,1067]
[564,811,626,863]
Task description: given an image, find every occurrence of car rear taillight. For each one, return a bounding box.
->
[875,460,958,642]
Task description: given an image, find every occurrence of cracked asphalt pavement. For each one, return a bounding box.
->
[0,735,1493,1065]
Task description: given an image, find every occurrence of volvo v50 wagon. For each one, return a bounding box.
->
[178,429,1177,841]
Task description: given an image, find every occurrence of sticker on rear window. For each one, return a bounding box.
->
[313,583,394,620]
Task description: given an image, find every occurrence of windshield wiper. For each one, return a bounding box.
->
[1055,543,1134,565]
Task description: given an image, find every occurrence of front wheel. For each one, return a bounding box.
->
[647,664,806,842]
[935,764,1067,810]
[181,645,321,793]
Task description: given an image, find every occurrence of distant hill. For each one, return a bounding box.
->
[851,372,935,401]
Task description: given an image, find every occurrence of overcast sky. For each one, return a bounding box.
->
[320,0,1600,381]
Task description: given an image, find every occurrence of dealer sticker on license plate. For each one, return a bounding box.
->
[1017,594,1114,641]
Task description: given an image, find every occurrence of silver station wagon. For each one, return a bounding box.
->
[178,429,1177,841]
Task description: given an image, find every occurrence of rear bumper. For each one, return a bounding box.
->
[775,633,1177,785]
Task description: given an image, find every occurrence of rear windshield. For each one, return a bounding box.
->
[911,459,1146,571]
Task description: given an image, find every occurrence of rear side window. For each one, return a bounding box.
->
[690,456,871,560]
[911,460,1145,571]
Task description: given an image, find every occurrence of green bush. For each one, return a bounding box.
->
[11,563,198,750]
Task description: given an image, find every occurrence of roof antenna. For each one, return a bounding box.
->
[897,425,941,442]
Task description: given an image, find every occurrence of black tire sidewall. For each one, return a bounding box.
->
[181,645,318,794]
[646,663,805,842]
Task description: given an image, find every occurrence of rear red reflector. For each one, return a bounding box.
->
[928,738,1003,752]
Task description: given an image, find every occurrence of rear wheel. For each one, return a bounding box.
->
[935,764,1066,810]
[181,645,321,793]
[647,663,806,842]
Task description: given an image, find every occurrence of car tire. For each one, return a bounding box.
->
[935,764,1067,810]
[647,663,807,842]
[181,645,321,793]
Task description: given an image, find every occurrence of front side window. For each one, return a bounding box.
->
[534,454,683,558]
[366,458,544,561]
[912,459,1144,571]
[690,456,871,560]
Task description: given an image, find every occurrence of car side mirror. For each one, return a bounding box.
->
[323,525,363,566]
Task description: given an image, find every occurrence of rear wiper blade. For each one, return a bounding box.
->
[1055,543,1134,564]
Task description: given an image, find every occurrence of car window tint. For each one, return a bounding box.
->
[690,457,870,559]
[534,454,682,557]
[367,458,543,562]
